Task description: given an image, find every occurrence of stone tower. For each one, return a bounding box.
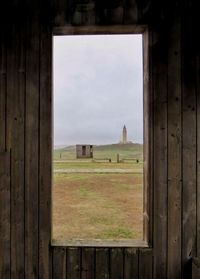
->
[122,125,127,144]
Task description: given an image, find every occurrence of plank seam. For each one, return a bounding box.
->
[38,20,41,279]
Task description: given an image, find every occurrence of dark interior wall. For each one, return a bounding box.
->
[0,0,199,278]
[0,8,52,278]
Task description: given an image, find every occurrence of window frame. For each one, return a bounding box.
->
[52,25,152,248]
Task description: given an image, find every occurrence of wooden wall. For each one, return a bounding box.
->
[0,0,199,278]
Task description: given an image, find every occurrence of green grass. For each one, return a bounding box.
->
[53,161,143,170]
[96,226,137,239]
[77,187,99,198]
[54,143,143,161]
[89,216,115,226]
[53,172,143,240]
[54,173,93,182]
[53,145,143,240]
[54,172,143,183]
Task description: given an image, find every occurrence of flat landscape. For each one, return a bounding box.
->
[52,143,143,242]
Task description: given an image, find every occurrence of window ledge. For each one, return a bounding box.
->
[51,239,149,248]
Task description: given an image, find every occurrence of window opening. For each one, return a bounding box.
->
[82,145,86,156]
[52,34,145,245]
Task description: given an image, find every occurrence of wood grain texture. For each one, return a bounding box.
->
[110,248,124,279]
[1,1,200,279]
[52,0,151,26]
[0,152,11,278]
[143,27,153,246]
[0,28,9,278]
[192,258,200,279]
[124,248,138,279]
[167,11,182,279]
[6,22,25,278]
[123,0,139,24]
[53,247,66,279]
[25,16,40,279]
[81,248,95,279]
[197,38,200,259]
[95,248,110,279]
[39,23,52,279]
[139,249,152,279]
[66,247,81,279]
[53,25,146,35]
[0,28,6,151]
[152,26,168,279]
[182,1,197,277]
[12,24,25,279]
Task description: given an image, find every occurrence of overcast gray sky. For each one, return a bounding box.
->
[53,34,143,147]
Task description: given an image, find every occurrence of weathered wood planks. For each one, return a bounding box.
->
[182,1,197,277]
[53,247,66,278]
[51,247,154,278]
[143,27,153,246]
[25,16,40,279]
[152,25,168,279]
[81,248,95,279]
[6,22,26,278]
[197,29,200,260]
[192,257,200,279]
[110,248,124,279]
[167,10,182,279]
[0,152,11,278]
[95,248,110,279]
[124,248,138,278]
[67,247,81,279]
[39,23,52,279]
[139,249,152,279]
[0,1,200,279]
[0,29,6,151]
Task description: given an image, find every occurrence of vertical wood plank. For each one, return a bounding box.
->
[53,0,67,26]
[153,27,168,279]
[0,152,11,278]
[0,27,9,279]
[139,249,152,279]
[143,27,153,245]
[53,247,66,279]
[124,248,138,279]
[6,23,25,278]
[110,248,123,279]
[0,28,6,151]
[192,258,200,279]
[95,248,110,279]
[25,16,40,279]
[123,0,139,24]
[66,247,81,279]
[81,248,95,279]
[182,1,197,277]
[196,29,200,259]
[12,23,25,279]
[167,13,182,279]
[39,23,52,279]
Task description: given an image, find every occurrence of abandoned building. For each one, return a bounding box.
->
[76,144,93,158]
[0,0,199,278]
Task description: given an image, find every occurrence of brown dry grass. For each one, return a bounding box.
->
[52,173,143,241]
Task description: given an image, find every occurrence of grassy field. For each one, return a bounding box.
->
[53,143,143,241]
[53,161,143,170]
[54,143,143,161]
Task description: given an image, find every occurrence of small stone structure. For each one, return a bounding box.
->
[76,144,93,158]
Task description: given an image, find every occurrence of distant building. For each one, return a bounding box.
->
[76,144,93,158]
[122,125,128,144]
